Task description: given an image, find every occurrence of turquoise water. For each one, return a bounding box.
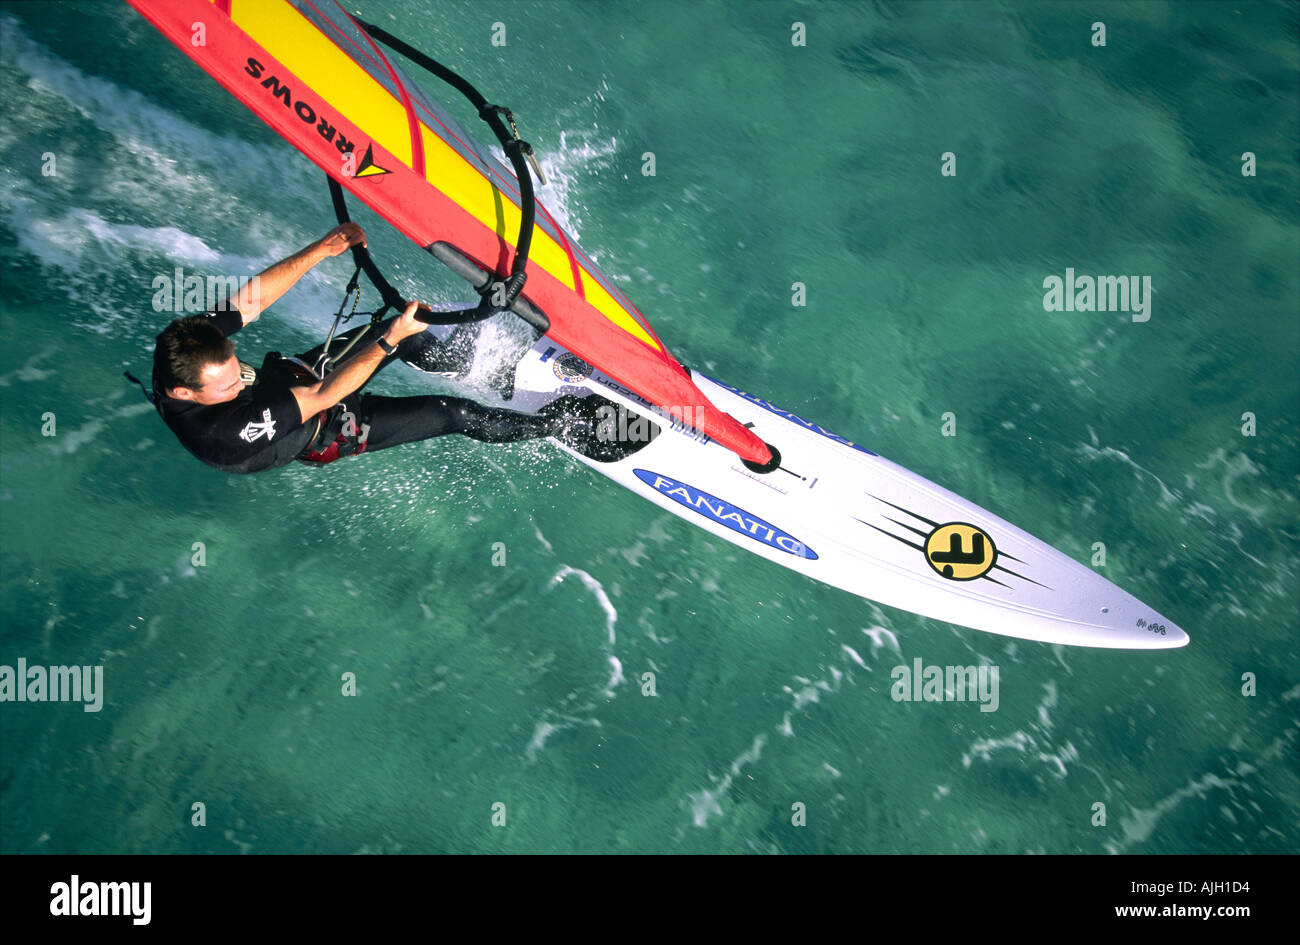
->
[1,0,1296,854]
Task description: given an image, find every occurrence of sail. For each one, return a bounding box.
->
[124,0,772,465]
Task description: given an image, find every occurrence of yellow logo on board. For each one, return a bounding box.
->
[924,522,996,581]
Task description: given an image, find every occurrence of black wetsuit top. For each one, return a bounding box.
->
[154,307,319,474]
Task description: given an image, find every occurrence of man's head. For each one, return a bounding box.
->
[154,316,243,404]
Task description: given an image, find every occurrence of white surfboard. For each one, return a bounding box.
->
[496,338,1189,651]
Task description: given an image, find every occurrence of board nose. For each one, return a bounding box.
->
[1113,608,1190,649]
[1126,623,1190,649]
[1154,621,1190,649]
[1077,591,1190,649]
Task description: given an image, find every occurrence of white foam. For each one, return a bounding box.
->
[519,567,628,758]
[618,541,649,567]
[1037,681,1058,730]
[550,565,618,646]
[20,204,222,273]
[961,680,1075,778]
[688,734,767,828]
[688,633,879,825]
[525,720,562,762]
[46,418,105,455]
[861,625,901,655]
[603,656,624,700]
[0,17,348,338]
[841,644,870,670]
[963,730,1032,767]
[0,349,57,387]
[1196,448,1268,521]
[1075,442,1179,506]
[1,15,273,184]
[1105,771,1239,852]
[529,128,619,249]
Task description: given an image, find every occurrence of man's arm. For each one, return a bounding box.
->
[290,300,428,422]
[228,223,366,325]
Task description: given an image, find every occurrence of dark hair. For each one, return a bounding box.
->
[153,316,235,393]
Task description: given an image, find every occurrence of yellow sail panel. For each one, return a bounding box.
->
[579,264,661,349]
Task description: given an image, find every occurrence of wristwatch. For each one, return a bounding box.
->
[376,336,398,356]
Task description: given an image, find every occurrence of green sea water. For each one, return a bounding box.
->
[1,0,1296,854]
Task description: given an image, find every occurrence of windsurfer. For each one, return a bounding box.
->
[150,224,586,473]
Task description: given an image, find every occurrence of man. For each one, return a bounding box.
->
[151,224,580,473]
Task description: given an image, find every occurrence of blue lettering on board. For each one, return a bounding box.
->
[633,470,818,559]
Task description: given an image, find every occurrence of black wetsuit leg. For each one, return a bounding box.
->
[298,319,473,386]
[358,394,555,452]
[293,319,564,464]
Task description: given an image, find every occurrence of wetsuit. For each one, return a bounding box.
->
[154,307,558,474]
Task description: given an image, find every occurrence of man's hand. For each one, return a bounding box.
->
[383,300,432,345]
[315,223,367,258]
